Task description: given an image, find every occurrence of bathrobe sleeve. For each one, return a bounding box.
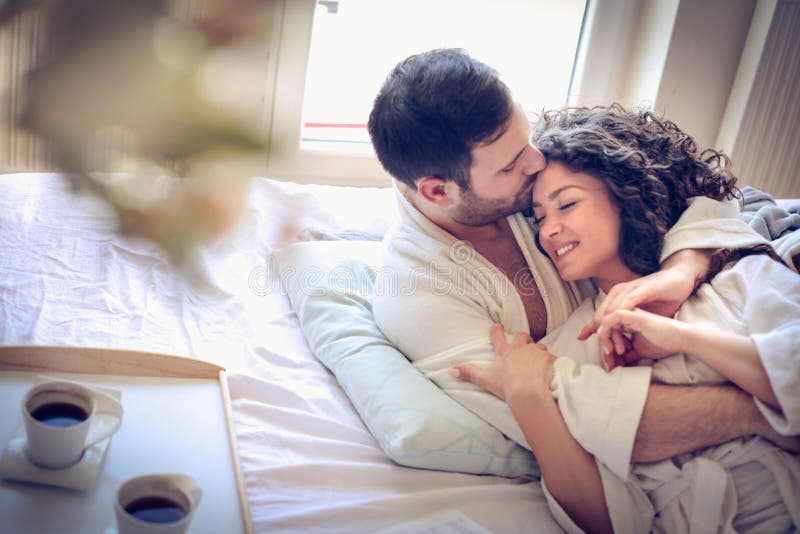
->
[660,196,769,262]
[709,255,800,434]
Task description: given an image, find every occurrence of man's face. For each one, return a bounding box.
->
[450,104,546,226]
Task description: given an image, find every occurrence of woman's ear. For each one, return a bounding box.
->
[416,177,456,207]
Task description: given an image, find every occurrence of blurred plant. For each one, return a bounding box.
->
[0,0,280,264]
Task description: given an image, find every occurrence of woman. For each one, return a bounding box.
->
[454,105,800,533]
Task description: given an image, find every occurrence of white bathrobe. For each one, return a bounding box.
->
[535,252,800,533]
[373,187,774,494]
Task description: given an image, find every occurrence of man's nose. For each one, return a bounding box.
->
[520,144,546,175]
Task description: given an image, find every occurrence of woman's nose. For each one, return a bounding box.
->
[541,217,561,238]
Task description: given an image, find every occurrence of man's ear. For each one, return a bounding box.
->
[416,177,457,207]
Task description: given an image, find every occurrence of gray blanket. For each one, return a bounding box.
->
[741,186,800,241]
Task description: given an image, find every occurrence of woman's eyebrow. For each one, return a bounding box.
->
[548,185,585,199]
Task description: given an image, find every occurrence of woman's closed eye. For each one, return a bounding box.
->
[533,199,579,224]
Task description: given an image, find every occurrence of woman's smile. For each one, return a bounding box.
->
[553,242,578,259]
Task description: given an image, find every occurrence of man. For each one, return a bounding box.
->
[368,49,796,530]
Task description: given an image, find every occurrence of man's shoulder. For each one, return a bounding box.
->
[371,265,482,318]
[372,237,502,355]
[372,280,498,361]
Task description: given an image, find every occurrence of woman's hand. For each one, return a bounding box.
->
[456,326,614,533]
[578,249,709,355]
[450,324,555,402]
[597,307,685,369]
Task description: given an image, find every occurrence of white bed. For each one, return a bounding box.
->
[0,173,562,533]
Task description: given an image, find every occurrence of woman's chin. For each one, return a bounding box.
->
[556,265,587,283]
[556,268,578,282]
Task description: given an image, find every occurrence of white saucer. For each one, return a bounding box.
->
[0,376,121,491]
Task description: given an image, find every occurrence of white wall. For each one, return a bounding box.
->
[563,0,754,149]
[586,0,799,197]
[620,0,679,109]
[718,0,800,197]
[653,0,756,149]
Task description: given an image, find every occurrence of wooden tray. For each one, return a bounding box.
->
[0,346,252,534]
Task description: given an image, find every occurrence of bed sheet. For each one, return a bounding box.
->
[0,173,560,533]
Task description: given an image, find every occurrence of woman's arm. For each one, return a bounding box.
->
[594,307,779,408]
[682,324,779,407]
[453,325,612,534]
[597,254,800,457]
[508,382,612,534]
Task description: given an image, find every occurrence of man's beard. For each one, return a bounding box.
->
[451,178,534,226]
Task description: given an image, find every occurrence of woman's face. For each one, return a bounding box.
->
[532,162,637,292]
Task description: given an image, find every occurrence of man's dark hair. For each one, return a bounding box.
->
[532,104,739,275]
[367,48,513,190]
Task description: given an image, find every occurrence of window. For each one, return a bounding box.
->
[267,0,591,185]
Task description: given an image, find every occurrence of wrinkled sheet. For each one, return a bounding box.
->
[0,173,560,533]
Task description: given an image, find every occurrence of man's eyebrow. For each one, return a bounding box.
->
[531,185,586,206]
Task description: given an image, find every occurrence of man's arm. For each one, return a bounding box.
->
[633,383,798,462]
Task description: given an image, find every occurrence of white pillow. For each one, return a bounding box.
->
[276,240,539,478]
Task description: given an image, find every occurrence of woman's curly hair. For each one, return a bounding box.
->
[531,104,739,276]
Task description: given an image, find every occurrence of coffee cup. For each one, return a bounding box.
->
[22,380,123,469]
[114,474,202,534]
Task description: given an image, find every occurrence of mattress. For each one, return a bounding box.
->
[0,173,561,533]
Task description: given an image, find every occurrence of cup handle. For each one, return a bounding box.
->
[85,389,123,448]
[171,474,203,508]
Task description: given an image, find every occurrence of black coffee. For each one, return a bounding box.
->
[30,402,88,427]
[124,496,187,524]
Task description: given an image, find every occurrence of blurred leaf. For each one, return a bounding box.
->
[2,0,280,266]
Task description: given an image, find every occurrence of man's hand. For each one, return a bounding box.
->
[451,324,555,402]
[579,249,710,355]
